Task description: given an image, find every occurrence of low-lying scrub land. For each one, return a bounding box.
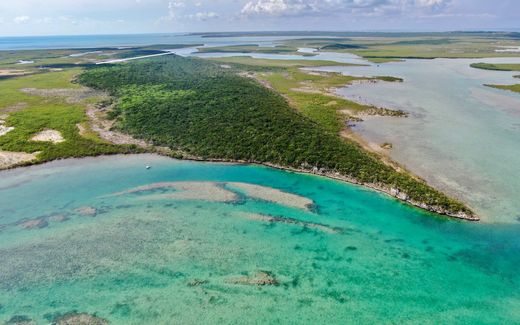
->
[0,68,137,168]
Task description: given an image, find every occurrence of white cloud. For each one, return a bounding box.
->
[165,0,186,20]
[13,15,30,24]
[241,0,451,17]
[241,0,312,16]
[188,11,219,21]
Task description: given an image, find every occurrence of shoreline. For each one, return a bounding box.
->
[0,152,480,222]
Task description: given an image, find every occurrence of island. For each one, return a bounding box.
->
[5,33,518,221]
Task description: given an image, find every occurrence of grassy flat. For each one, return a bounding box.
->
[258,68,404,132]
[196,44,312,56]
[485,84,520,94]
[0,69,135,167]
[285,36,520,60]
[207,56,363,68]
[470,63,520,71]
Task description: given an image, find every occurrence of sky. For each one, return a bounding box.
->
[0,0,518,37]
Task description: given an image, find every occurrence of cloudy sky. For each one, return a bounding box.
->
[0,0,518,36]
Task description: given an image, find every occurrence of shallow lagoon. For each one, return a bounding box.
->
[0,155,519,324]
[325,57,520,223]
[177,46,520,223]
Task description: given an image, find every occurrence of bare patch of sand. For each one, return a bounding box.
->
[0,69,28,77]
[76,123,88,137]
[241,213,340,234]
[113,181,316,209]
[227,182,314,211]
[20,87,104,104]
[31,129,65,144]
[290,87,323,94]
[114,182,239,203]
[0,151,38,169]
[229,271,279,286]
[85,104,150,148]
[0,102,28,114]
[325,100,338,106]
[0,118,14,137]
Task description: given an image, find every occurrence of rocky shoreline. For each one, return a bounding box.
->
[258,162,480,221]
[161,154,480,222]
[0,152,480,222]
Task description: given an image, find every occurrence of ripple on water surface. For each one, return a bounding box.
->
[0,154,519,324]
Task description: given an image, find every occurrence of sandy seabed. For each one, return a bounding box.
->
[112,181,315,210]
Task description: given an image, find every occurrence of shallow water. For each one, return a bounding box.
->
[316,58,520,223]
[0,155,519,324]
[0,34,317,51]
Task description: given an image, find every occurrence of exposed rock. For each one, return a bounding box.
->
[52,312,109,325]
[0,151,38,170]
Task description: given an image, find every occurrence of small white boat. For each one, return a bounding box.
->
[146,166,151,170]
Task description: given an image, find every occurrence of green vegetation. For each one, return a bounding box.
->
[470,63,520,94]
[257,68,404,133]
[0,69,137,166]
[485,84,520,94]
[283,35,520,61]
[113,49,164,59]
[196,44,313,56]
[78,55,471,216]
[206,56,362,69]
[320,43,365,50]
[470,63,520,71]
[0,44,197,69]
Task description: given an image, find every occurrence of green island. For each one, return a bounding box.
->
[484,84,520,93]
[76,54,475,220]
[4,38,502,220]
[470,63,520,93]
[470,63,520,71]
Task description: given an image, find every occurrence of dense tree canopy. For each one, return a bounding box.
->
[79,55,471,214]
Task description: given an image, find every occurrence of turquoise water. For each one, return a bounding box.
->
[0,154,519,324]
